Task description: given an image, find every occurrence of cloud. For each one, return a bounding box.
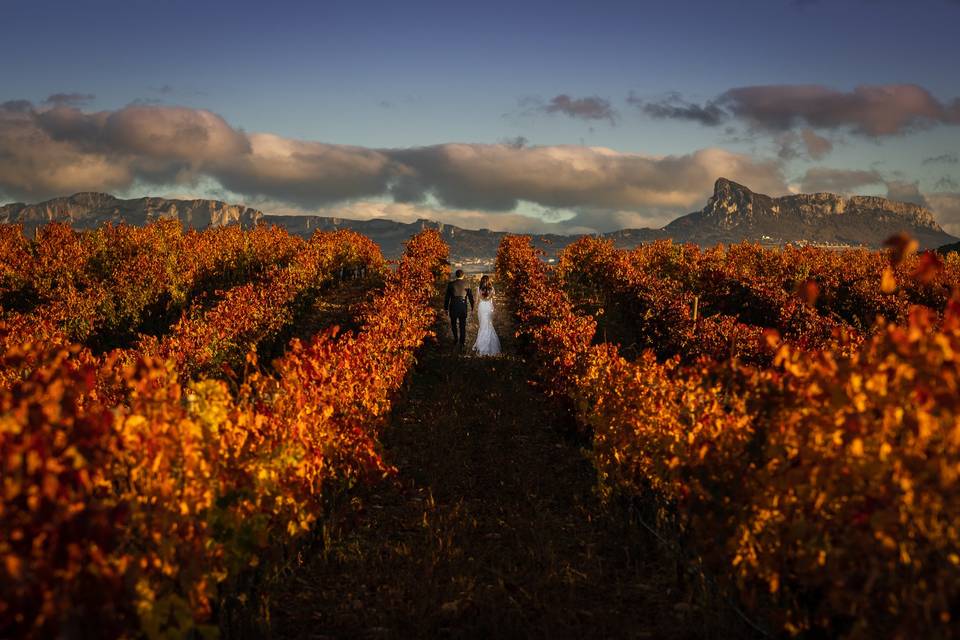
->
[797,167,936,211]
[274,198,700,236]
[628,92,727,126]
[775,128,834,161]
[273,200,575,235]
[926,192,960,237]
[798,167,885,193]
[800,128,833,159]
[923,152,959,165]
[0,100,33,113]
[0,100,790,232]
[385,144,785,216]
[722,84,960,136]
[498,135,529,149]
[43,92,96,107]
[636,84,960,138]
[6,98,955,235]
[885,180,929,207]
[27,103,252,187]
[935,176,959,190]
[0,104,133,199]
[526,94,618,124]
[216,133,393,206]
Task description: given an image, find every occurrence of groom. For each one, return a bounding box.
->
[443,269,475,353]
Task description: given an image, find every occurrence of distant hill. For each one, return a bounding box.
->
[3,179,956,259]
[260,214,571,261]
[0,193,561,260]
[938,240,960,255]
[0,192,262,230]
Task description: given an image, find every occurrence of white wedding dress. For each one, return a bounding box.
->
[472,290,501,356]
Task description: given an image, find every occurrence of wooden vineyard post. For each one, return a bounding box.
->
[692,295,699,331]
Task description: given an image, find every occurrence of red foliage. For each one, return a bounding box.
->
[0,228,448,638]
[498,234,960,637]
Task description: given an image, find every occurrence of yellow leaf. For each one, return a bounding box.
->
[880,267,897,294]
[5,554,22,579]
[849,438,864,457]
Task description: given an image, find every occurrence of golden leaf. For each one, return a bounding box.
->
[880,267,897,294]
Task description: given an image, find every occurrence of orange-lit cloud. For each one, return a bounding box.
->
[0,100,788,232]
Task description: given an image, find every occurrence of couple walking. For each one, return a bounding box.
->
[443,269,501,356]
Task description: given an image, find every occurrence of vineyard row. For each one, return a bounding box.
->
[497,235,960,638]
[1,229,449,638]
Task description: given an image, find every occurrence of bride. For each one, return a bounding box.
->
[472,274,501,356]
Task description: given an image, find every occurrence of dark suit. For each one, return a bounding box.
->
[444,278,475,349]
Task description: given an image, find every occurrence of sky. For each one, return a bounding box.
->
[1,0,959,234]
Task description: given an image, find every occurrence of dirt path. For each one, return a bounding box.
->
[267,280,752,639]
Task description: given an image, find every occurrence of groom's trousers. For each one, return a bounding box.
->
[449,300,468,348]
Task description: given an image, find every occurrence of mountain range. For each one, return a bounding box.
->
[1,178,956,259]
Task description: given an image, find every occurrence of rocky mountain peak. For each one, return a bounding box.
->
[711,177,749,198]
[663,177,956,249]
[0,192,263,231]
[701,178,775,230]
[68,191,122,206]
[703,177,942,231]
[846,195,940,229]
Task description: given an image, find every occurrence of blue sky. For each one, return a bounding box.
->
[2,0,959,233]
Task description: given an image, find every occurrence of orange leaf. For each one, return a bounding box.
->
[880,267,897,294]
